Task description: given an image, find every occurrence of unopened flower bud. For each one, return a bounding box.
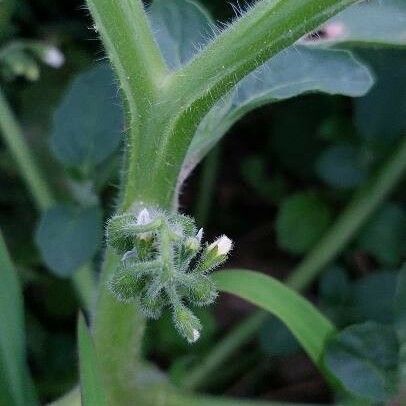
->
[188,275,218,306]
[208,235,233,256]
[108,267,145,303]
[106,214,136,254]
[173,304,202,344]
[137,208,153,240]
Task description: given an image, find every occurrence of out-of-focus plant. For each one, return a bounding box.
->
[0,0,405,405]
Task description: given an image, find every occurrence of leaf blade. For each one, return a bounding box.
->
[78,314,107,406]
[214,269,335,366]
[0,230,37,405]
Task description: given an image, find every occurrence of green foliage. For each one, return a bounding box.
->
[395,266,406,387]
[259,317,300,357]
[0,231,37,405]
[35,204,102,277]
[149,0,213,69]
[355,50,406,142]
[316,145,369,189]
[214,269,336,366]
[276,192,333,254]
[324,322,399,402]
[78,314,107,406]
[318,0,406,48]
[51,64,123,173]
[357,204,406,266]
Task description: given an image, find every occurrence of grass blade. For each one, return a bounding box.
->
[78,314,107,406]
[213,269,336,366]
[0,230,37,405]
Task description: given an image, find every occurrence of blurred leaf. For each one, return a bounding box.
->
[241,156,287,204]
[35,204,102,278]
[259,317,300,357]
[352,271,397,324]
[276,192,333,255]
[395,266,406,387]
[315,0,406,48]
[355,50,406,142]
[149,0,212,69]
[316,145,369,189]
[78,314,107,406]
[0,231,37,405]
[319,266,353,327]
[324,321,399,402]
[51,64,123,172]
[357,204,406,266]
[215,269,336,366]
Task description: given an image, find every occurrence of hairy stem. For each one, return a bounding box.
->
[183,135,406,390]
[120,0,357,209]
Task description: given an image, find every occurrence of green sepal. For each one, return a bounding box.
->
[172,303,202,344]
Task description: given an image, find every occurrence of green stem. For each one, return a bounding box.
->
[0,87,95,309]
[0,87,53,211]
[119,0,357,210]
[183,136,406,391]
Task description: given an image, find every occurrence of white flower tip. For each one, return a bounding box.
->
[209,235,233,256]
[188,329,200,343]
[196,228,204,242]
[43,47,65,68]
[137,208,151,225]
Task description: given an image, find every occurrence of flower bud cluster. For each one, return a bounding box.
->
[105,206,232,343]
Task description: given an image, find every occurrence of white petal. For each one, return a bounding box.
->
[196,228,204,242]
[137,208,151,225]
[43,47,65,68]
[189,329,200,343]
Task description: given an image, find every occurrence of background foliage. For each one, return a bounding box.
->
[0,0,405,404]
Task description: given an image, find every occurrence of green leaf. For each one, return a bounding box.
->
[214,269,336,367]
[78,314,107,406]
[395,266,406,389]
[35,204,102,278]
[51,64,123,171]
[324,321,399,402]
[355,50,406,141]
[316,145,369,189]
[0,231,37,405]
[352,271,398,325]
[315,0,406,48]
[276,192,333,255]
[147,0,373,182]
[184,47,373,178]
[149,0,213,69]
[319,266,353,327]
[259,317,300,357]
[357,204,406,266]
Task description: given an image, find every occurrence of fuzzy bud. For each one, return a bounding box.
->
[108,268,145,303]
[187,275,218,307]
[208,235,233,256]
[173,304,202,344]
[106,214,136,254]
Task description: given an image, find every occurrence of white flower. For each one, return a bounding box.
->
[196,228,203,242]
[208,235,233,256]
[189,329,200,343]
[137,208,151,225]
[43,47,65,68]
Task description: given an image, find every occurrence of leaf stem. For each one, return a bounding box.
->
[0,87,54,211]
[183,135,406,391]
